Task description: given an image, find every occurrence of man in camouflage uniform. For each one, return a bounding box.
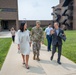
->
[31,21,44,61]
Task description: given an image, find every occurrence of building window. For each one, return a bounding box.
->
[0,8,17,12]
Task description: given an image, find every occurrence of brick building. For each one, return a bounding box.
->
[51,0,76,30]
[0,0,18,31]
[19,20,52,28]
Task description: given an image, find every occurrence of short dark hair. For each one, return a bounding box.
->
[20,22,25,32]
[49,23,52,25]
[54,22,59,26]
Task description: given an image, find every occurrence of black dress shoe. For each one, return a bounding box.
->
[57,61,61,65]
[47,49,51,51]
[50,56,53,60]
[26,67,30,69]
[23,63,25,65]
[25,64,30,69]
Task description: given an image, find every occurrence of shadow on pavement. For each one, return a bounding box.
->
[27,65,46,74]
[39,59,59,66]
[61,62,76,70]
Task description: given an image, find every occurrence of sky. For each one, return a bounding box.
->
[18,0,59,20]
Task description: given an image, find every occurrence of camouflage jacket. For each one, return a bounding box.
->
[31,26,44,42]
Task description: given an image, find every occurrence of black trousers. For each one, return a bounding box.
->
[52,43,62,62]
[12,35,15,42]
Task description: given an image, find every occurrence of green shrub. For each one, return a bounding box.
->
[28,27,32,31]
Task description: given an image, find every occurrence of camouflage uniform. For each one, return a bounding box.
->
[31,26,43,59]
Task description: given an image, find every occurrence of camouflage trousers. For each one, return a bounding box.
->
[32,41,41,56]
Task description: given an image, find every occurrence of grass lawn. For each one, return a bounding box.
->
[44,30,76,63]
[0,38,12,69]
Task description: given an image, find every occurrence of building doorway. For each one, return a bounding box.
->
[1,20,8,30]
[0,20,17,31]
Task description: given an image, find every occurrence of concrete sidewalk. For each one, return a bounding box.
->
[0,43,76,75]
[0,31,11,38]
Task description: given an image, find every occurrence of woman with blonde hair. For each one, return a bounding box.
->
[11,27,15,42]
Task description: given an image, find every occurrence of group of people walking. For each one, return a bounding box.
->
[11,21,66,69]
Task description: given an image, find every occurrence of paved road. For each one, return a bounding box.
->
[0,43,76,75]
